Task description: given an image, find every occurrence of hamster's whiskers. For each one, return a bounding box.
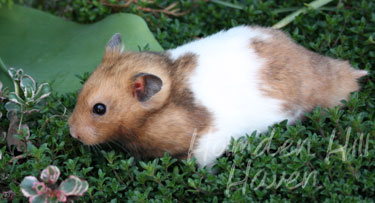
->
[88,144,100,154]
[108,138,132,156]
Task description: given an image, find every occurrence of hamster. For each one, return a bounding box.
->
[68,26,367,168]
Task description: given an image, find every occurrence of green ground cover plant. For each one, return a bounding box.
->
[1,0,374,202]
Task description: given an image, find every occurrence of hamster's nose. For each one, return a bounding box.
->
[69,126,80,140]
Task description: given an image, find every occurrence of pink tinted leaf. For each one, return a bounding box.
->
[58,175,79,196]
[40,165,60,184]
[29,193,47,203]
[20,176,39,197]
[76,180,89,196]
[54,190,67,202]
[32,182,48,194]
[59,175,88,196]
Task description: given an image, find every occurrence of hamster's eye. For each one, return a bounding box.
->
[93,103,106,115]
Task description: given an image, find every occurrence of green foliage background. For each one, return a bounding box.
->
[1,0,374,202]
[0,5,163,94]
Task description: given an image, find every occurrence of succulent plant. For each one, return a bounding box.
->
[5,68,51,119]
[3,68,52,152]
[20,165,89,203]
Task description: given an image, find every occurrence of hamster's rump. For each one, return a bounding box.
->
[69,25,367,168]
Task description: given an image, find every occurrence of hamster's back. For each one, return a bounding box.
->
[169,26,295,137]
[168,26,366,167]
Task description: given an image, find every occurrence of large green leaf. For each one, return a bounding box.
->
[0,5,163,94]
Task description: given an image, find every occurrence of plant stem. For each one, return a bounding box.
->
[211,0,245,10]
[272,0,333,29]
[18,111,24,131]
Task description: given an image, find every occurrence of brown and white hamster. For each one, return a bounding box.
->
[68,26,367,168]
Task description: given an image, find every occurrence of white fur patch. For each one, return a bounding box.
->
[169,26,294,167]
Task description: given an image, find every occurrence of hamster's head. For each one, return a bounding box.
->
[68,33,172,145]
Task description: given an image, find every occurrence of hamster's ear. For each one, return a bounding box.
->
[106,33,124,52]
[132,73,163,102]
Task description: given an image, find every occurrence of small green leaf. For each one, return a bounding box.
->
[188,178,196,188]
[7,92,24,105]
[20,74,36,98]
[7,67,21,81]
[20,176,39,197]
[4,101,21,112]
[20,74,36,90]
[34,83,51,103]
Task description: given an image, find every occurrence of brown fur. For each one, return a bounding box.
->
[69,27,367,161]
[251,27,367,115]
[68,50,212,160]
